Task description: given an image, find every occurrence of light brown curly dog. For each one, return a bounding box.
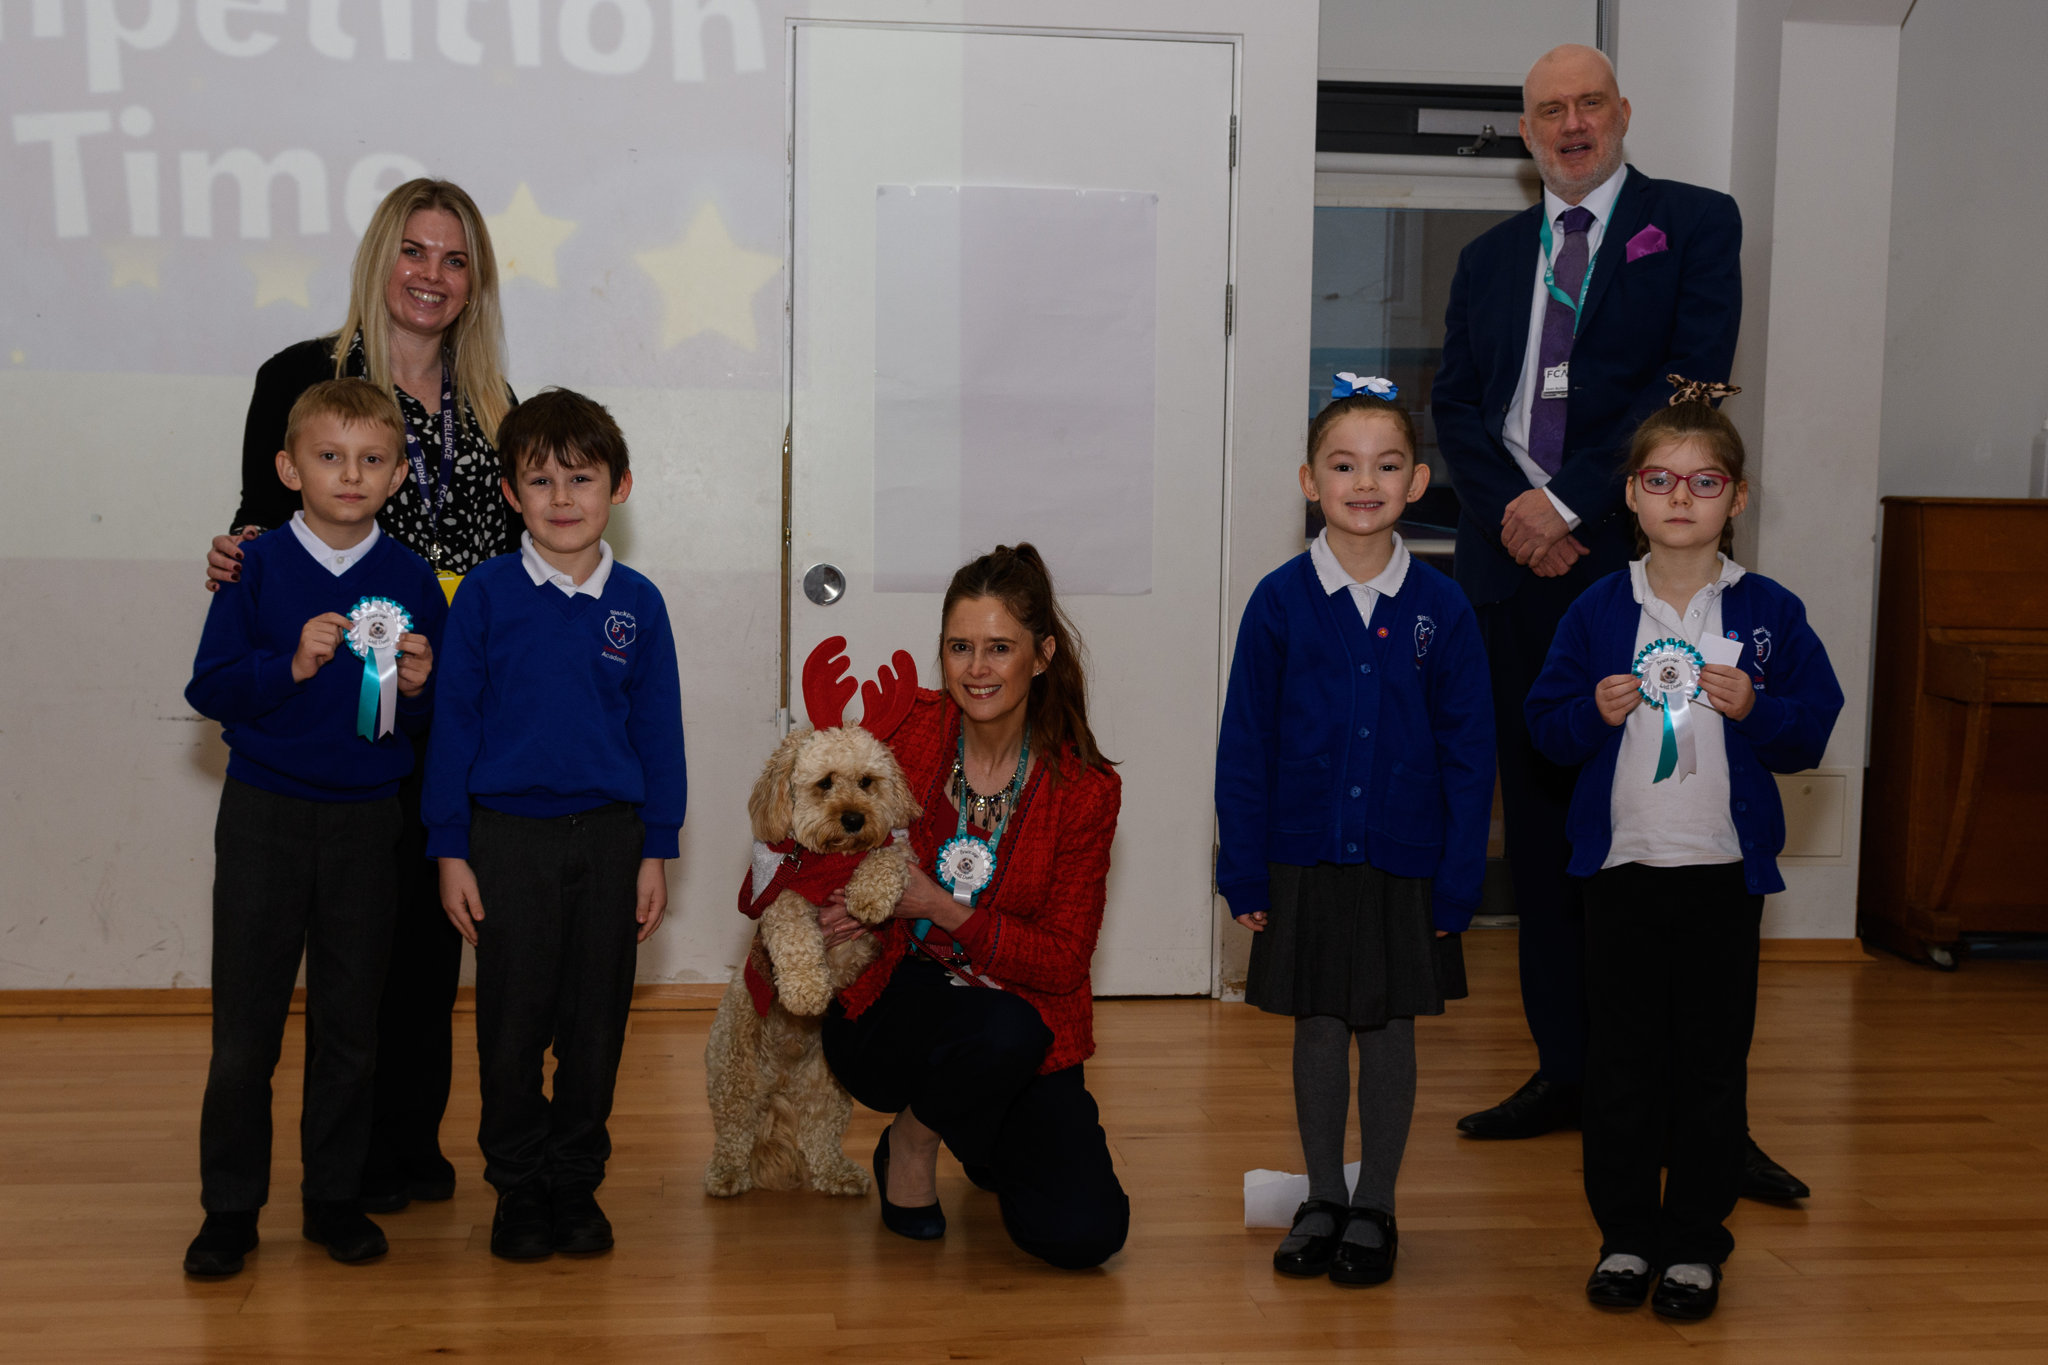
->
[702,723,919,1197]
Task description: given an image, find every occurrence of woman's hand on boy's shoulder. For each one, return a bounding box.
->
[204,527,262,592]
[1596,674,1642,727]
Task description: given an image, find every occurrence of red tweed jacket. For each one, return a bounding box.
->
[836,689,1122,1074]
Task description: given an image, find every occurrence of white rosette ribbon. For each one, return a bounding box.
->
[346,596,413,741]
[936,835,996,907]
[1634,636,1705,783]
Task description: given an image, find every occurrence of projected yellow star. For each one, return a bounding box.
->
[633,203,781,351]
[488,183,578,289]
[105,240,168,292]
[245,249,320,309]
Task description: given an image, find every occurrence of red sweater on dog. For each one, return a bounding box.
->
[836,689,1122,1075]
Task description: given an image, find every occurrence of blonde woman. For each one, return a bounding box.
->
[198,178,516,1221]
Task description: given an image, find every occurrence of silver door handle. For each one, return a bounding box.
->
[803,563,846,606]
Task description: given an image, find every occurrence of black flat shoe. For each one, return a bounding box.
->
[1456,1072,1581,1139]
[551,1187,614,1255]
[301,1200,387,1264]
[1740,1135,1810,1202]
[1652,1265,1722,1321]
[490,1183,554,1261]
[1271,1198,1348,1277]
[874,1126,944,1240]
[1328,1207,1397,1286]
[1586,1258,1654,1308]
[183,1211,259,1276]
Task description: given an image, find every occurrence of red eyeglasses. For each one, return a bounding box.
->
[1635,468,1732,498]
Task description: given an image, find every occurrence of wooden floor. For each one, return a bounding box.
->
[5,930,2047,1364]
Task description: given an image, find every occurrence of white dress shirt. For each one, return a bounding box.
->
[1604,554,1746,870]
[520,530,614,598]
[288,511,381,577]
[1503,163,1631,531]
[1309,529,1411,629]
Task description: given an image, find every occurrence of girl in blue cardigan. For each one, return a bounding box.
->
[1525,385,1842,1322]
[1216,377,1495,1287]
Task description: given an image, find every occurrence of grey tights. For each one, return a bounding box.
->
[1279,1014,1416,1251]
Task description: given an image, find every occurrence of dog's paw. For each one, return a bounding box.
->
[703,1159,754,1198]
[809,1156,873,1197]
[778,975,831,1017]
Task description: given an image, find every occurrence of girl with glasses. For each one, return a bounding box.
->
[1523,381,1844,1321]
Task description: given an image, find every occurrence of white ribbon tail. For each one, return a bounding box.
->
[373,644,400,740]
[1664,686,1698,782]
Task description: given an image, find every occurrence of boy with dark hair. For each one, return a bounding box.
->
[184,378,446,1276]
[423,387,687,1260]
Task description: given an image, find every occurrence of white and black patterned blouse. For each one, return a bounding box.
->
[231,331,519,575]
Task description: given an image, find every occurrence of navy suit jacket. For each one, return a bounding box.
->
[1432,166,1742,607]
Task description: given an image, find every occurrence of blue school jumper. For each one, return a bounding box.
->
[1215,552,1496,931]
[422,552,687,859]
[186,528,446,800]
[1523,569,1843,894]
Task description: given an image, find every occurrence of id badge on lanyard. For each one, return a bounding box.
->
[404,363,458,573]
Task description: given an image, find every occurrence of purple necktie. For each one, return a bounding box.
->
[1526,205,1596,476]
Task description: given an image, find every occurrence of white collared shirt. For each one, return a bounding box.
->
[520,530,614,599]
[1504,163,1631,530]
[288,511,381,577]
[1604,553,1746,870]
[1309,529,1411,630]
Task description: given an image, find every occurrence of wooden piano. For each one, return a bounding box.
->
[1860,497,2048,966]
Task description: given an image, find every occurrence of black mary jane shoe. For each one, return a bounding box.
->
[183,1210,259,1277]
[1585,1258,1655,1308]
[1271,1198,1349,1277]
[1651,1264,1722,1321]
[1328,1207,1397,1286]
[874,1126,945,1241]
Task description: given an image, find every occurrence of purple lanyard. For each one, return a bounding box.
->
[402,363,457,568]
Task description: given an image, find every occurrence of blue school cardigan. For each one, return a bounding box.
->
[1524,569,1843,895]
[1215,552,1496,931]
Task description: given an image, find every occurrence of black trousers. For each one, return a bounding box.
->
[1582,862,1762,1267]
[363,745,463,1186]
[1478,572,1590,1086]
[200,779,399,1211]
[470,803,643,1194]
[822,956,1130,1270]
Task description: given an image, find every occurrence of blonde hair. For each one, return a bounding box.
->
[284,378,405,450]
[333,179,510,443]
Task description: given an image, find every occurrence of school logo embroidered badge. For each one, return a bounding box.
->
[1750,627,1773,665]
[605,611,638,650]
[1413,615,1436,658]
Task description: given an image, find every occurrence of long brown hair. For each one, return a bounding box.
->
[1625,401,1748,556]
[334,178,510,442]
[939,543,1110,781]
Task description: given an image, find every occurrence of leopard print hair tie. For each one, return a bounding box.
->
[1666,374,1742,406]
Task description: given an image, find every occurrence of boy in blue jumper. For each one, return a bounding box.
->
[423,387,686,1261]
[184,379,446,1276]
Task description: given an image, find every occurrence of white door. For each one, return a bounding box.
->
[788,23,1236,995]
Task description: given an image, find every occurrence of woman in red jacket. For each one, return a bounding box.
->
[819,543,1128,1269]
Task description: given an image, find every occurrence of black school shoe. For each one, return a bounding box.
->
[491,1183,555,1260]
[1740,1135,1811,1202]
[1585,1258,1655,1308]
[1272,1199,1348,1277]
[183,1211,260,1276]
[301,1200,388,1263]
[551,1187,614,1255]
[1651,1264,1723,1321]
[1328,1208,1397,1286]
[408,1154,458,1203]
[1456,1072,1581,1139]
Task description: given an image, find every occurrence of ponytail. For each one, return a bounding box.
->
[939,543,1111,782]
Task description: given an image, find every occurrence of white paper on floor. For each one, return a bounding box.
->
[1244,1162,1362,1227]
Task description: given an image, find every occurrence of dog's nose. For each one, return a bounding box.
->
[840,811,866,834]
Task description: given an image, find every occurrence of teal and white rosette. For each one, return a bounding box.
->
[936,835,995,907]
[346,596,412,741]
[1634,636,1704,783]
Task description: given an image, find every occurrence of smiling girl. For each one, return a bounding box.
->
[1525,381,1843,1321]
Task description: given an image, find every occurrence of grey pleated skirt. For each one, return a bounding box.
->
[1244,860,1468,1028]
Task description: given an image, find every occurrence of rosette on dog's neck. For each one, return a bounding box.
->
[1634,636,1705,783]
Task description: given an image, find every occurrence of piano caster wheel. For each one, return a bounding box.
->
[1925,943,1958,972]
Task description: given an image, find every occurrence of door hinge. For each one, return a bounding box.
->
[1224,283,1234,337]
[1229,115,1238,170]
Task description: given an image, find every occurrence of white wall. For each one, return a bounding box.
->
[1880,0,2048,499]
[0,0,1321,991]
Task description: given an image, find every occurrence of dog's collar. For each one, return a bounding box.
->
[746,831,910,905]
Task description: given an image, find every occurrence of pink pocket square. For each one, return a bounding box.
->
[1626,225,1668,262]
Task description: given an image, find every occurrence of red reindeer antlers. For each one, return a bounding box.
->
[800,637,919,736]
